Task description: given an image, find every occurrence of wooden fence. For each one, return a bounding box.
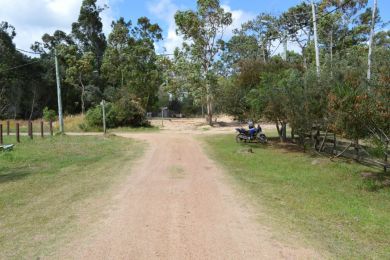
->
[309,131,389,173]
[0,120,54,144]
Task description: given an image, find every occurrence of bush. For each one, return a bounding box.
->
[42,107,57,122]
[112,96,149,127]
[84,103,118,129]
[84,96,148,130]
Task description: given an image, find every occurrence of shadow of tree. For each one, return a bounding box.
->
[0,168,33,184]
[360,171,390,192]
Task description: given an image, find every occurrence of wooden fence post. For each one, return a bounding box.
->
[6,120,10,135]
[354,138,359,160]
[50,120,53,136]
[385,140,389,173]
[28,121,33,139]
[0,124,3,145]
[16,123,20,143]
[40,120,44,138]
[333,134,337,155]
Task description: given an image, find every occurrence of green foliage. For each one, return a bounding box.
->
[112,93,148,127]
[174,0,232,124]
[71,0,107,67]
[328,84,370,140]
[42,107,57,122]
[85,103,116,129]
[84,95,148,130]
[101,17,163,110]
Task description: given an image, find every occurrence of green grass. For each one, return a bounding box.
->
[0,135,144,259]
[204,135,390,259]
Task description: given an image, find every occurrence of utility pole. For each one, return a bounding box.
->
[282,34,288,61]
[367,0,378,81]
[101,100,106,134]
[311,0,321,77]
[161,107,167,127]
[54,48,64,133]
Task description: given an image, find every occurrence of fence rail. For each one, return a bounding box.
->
[0,120,54,145]
[304,131,390,173]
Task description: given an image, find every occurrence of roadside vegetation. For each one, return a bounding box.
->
[0,135,143,258]
[205,135,390,259]
[0,0,388,257]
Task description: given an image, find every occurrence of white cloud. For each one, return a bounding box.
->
[147,0,255,54]
[221,4,255,37]
[0,0,115,55]
[147,0,182,54]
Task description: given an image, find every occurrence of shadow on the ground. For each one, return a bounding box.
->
[0,168,33,184]
[360,171,390,191]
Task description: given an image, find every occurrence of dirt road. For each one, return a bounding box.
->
[60,132,320,259]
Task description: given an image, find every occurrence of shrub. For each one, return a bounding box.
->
[84,96,148,130]
[84,103,117,129]
[42,107,57,122]
[112,95,149,127]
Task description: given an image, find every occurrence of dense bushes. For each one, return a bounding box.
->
[219,48,389,148]
[83,96,148,130]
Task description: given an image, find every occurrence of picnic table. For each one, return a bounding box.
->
[0,144,14,151]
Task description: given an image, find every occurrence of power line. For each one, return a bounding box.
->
[0,60,41,73]
[16,48,43,55]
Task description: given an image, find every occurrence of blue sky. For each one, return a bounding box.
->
[109,0,390,53]
[0,0,388,54]
[113,0,389,23]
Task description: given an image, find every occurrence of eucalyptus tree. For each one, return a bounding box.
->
[60,45,95,115]
[102,18,132,92]
[163,45,204,110]
[280,2,313,69]
[239,13,279,63]
[221,34,259,72]
[0,22,53,119]
[102,17,163,109]
[72,0,107,71]
[175,0,232,125]
[0,22,17,117]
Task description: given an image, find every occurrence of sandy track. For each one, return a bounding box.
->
[60,132,320,259]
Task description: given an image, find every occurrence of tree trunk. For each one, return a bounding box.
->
[276,121,287,142]
[302,49,308,70]
[262,43,266,63]
[29,87,37,120]
[281,122,287,142]
[367,0,377,81]
[311,0,321,77]
[330,28,333,78]
[276,121,281,139]
[206,94,213,126]
[79,74,86,115]
[291,128,295,142]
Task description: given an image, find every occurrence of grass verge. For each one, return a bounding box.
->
[1,116,160,134]
[204,134,390,259]
[0,135,143,258]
